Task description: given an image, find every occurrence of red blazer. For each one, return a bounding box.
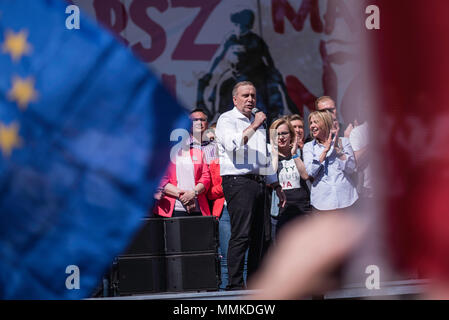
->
[153,148,211,217]
[207,158,225,218]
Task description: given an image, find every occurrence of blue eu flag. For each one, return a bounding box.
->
[0,0,189,299]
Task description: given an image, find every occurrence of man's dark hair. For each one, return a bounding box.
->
[189,108,208,120]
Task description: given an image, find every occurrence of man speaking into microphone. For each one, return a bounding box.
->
[215,81,286,290]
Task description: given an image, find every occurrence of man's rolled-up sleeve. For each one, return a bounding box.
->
[215,116,244,152]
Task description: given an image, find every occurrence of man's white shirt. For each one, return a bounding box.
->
[215,107,277,184]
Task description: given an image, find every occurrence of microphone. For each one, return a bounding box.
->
[251,107,266,127]
[251,107,261,115]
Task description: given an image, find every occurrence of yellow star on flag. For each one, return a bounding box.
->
[2,29,32,61]
[8,76,38,110]
[0,122,22,157]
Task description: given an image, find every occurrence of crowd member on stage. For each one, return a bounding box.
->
[206,153,226,288]
[347,110,372,200]
[303,110,358,212]
[269,117,311,240]
[315,96,354,139]
[315,96,338,120]
[215,81,286,290]
[152,114,211,218]
[189,108,217,164]
[208,155,250,289]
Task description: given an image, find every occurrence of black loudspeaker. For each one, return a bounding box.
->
[164,216,218,254]
[121,218,165,256]
[111,216,220,295]
[115,255,166,295]
[166,253,220,292]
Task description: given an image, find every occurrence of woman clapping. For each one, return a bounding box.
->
[303,110,358,212]
[269,117,311,238]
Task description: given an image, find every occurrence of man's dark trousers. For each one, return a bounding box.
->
[222,175,266,290]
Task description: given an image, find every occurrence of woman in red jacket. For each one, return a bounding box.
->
[153,147,211,217]
[207,158,225,218]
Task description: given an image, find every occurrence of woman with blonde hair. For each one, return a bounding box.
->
[303,110,358,211]
[269,117,311,238]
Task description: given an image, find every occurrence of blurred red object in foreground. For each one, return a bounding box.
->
[372,0,449,282]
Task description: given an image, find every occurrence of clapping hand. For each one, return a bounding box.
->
[291,134,299,156]
[323,131,335,153]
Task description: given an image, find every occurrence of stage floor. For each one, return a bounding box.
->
[89,279,429,300]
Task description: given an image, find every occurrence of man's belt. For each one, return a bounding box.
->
[223,174,265,183]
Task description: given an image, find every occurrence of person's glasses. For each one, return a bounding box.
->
[277,131,290,137]
[192,118,207,122]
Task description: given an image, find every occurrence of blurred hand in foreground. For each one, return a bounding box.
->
[249,212,364,299]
